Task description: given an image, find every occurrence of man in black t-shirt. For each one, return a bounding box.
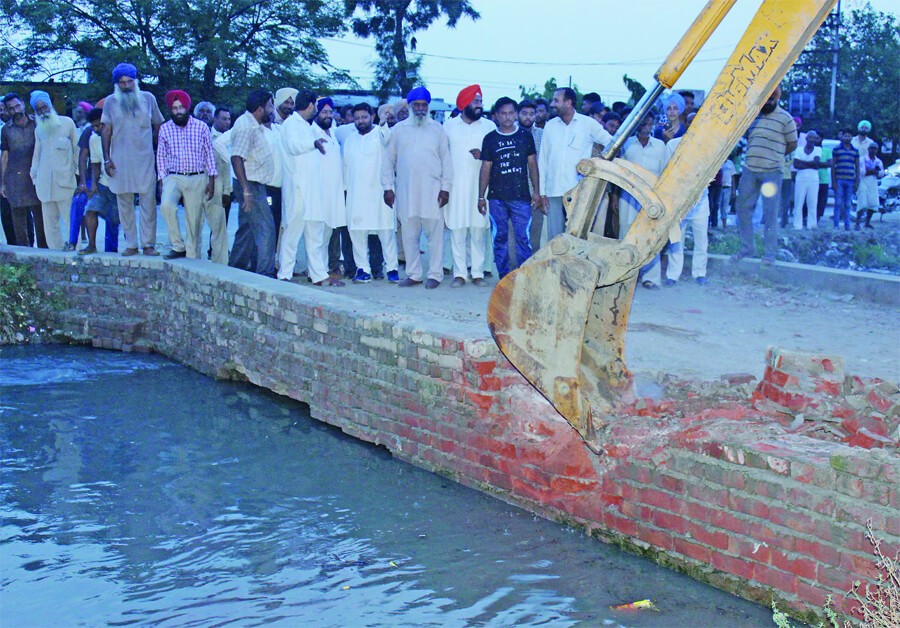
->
[478,97,542,278]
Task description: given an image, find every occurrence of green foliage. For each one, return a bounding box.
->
[853,242,900,269]
[345,0,479,98]
[0,0,351,100]
[0,264,64,344]
[519,77,583,103]
[623,74,647,105]
[785,3,899,151]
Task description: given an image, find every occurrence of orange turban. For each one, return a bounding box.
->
[456,84,481,110]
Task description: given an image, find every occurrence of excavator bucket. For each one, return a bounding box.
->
[488,0,837,448]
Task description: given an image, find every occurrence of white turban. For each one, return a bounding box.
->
[275,88,298,108]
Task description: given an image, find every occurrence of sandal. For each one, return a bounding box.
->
[78,246,97,256]
[641,280,659,290]
[314,278,345,287]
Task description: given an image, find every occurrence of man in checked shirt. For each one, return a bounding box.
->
[157,89,222,261]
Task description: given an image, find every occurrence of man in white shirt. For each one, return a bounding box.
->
[444,84,495,287]
[617,115,667,289]
[343,103,400,283]
[382,86,452,289]
[792,129,822,229]
[278,89,339,285]
[538,87,612,240]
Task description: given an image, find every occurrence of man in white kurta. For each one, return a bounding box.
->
[343,103,399,283]
[278,90,338,285]
[29,91,79,250]
[313,98,352,278]
[101,63,165,255]
[617,117,666,238]
[443,85,495,287]
[382,87,452,289]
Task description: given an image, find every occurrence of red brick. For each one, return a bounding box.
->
[685,500,714,524]
[839,551,885,582]
[686,521,730,550]
[708,509,750,535]
[674,537,713,563]
[651,510,689,535]
[549,476,597,494]
[633,523,674,550]
[603,512,638,537]
[656,473,686,494]
[727,537,771,565]
[727,493,770,519]
[817,565,856,593]
[711,552,755,581]
[637,487,685,513]
[472,360,496,376]
[752,564,798,595]
[794,537,840,567]
[796,580,831,608]
[769,506,817,535]
[771,549,817,580]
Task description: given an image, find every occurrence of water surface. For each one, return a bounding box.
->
[1,345,771,626]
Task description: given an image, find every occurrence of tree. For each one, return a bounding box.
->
[0,0,352,100]
[622,74,646,106]
[345,0,479,98]
[785,2,899,158]
[518,77,581,103]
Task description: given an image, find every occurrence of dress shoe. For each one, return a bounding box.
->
[397,278,422,287]
[143,247,160,256]
[451,277,465,288]
[425,278,440,289]
[164,249,187,260]
[471,277,488,287]
[122,248,139,257]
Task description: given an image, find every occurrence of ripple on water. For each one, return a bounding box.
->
[0,346,774,627]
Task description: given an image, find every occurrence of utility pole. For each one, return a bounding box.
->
[829,0,841,120]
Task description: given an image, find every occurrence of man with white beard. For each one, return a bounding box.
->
[29,90,79,250]
[193,101,215,127]
[343,102,399,283]
[101,63,165,256]
[278,90,343,286]
[443,84,494,287]
[382,86,452,289]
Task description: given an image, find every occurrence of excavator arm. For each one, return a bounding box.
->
[488,0,837,450]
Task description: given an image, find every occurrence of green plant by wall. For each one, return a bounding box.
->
[0,264,65,344]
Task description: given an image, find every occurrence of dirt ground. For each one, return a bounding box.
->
[302,270,899,385]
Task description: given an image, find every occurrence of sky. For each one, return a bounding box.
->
[322,0,897,105]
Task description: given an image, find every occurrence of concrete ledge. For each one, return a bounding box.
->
[697,253,900,306]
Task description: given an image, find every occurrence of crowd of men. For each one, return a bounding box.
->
[0,64,889,291]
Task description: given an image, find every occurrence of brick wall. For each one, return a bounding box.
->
[6,248,897,623]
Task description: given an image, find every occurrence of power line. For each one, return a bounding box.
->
[321,37,730,67]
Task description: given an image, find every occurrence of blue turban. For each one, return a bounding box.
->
[112,63,138,82]
[316,97,334,113]
[858,120,872,132]
[29,90,51,110]
[663,92,685,115]
[406,86,431,104]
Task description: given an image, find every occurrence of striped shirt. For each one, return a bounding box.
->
[156,116,216,180]
[832,145,858,181]
[744,106,797,173]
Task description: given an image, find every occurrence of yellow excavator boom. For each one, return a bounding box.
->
[488,0,837,450]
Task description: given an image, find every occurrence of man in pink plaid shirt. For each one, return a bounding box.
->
[157,89,224,262]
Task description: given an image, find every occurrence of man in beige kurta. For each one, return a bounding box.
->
[29,90,79,250]
[381,87,452,288]
[101,63,165,256]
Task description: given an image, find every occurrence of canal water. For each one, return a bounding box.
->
[1,345,772,626]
